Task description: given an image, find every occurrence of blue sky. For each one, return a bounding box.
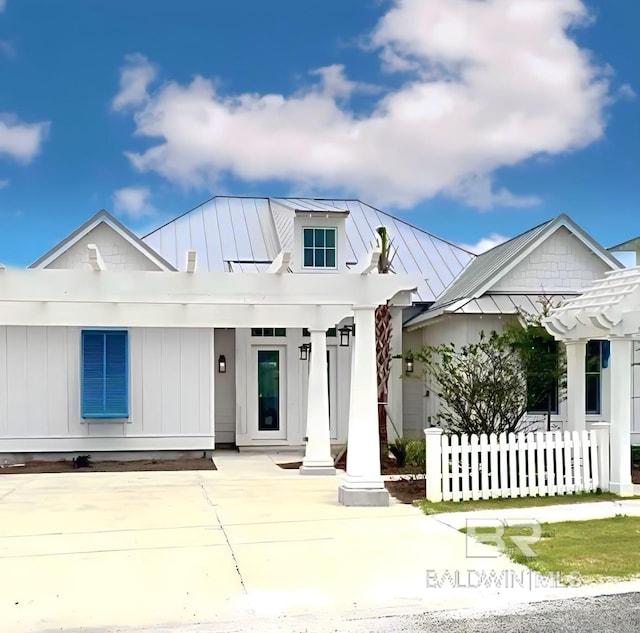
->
[0,0,638,266]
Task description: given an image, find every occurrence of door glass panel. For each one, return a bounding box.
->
[258,350,280,431]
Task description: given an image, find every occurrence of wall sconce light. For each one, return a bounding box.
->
[218,355,227,373]
[338,324,356,347]
[298,343,311,361]
[405,355,414,373]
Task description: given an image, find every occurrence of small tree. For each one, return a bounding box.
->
[411,330,531,435]
[503,297,567,431]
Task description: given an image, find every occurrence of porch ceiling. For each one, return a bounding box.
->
[544,266,640,341]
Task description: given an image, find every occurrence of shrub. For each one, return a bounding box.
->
[406,439,426,472]
[389,437,409,467]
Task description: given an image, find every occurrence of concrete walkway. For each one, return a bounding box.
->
[0,452,637,632]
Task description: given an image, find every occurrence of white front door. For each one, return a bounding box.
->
[249,345,287,440]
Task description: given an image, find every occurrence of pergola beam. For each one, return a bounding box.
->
[87,244,104,271]
[185,250,197,273]
[267,251,292,274]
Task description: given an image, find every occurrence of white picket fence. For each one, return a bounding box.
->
[424,428,610,503]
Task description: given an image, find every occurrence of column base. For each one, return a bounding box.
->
[609,481,636,496]
[338,484,390,506]
[299,464,336,476]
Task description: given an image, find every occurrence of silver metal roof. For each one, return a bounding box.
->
[430,213,622,311]
[454,293,574,315]
[142,196,474,302]
[430,219,554,310]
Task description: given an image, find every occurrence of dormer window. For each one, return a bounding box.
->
[303,227,337,269]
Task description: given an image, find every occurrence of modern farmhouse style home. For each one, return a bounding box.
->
[1,196,639,467]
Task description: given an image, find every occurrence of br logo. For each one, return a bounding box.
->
[465,518,542,558]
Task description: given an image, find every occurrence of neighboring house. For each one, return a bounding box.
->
[403,214,640,444]
[0,199,637,456]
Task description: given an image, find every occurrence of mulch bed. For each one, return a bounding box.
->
[385,478,425,504]
[0,458,216,474]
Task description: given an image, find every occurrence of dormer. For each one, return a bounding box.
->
[291,207,349,273]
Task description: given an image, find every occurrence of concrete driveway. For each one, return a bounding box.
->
[0,452,555,632]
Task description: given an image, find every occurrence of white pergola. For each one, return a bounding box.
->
[544,266,640,495]
[0,247,418,506]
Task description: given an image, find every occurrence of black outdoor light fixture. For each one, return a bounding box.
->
[405,355,414,374]
[338,324,356,347]
[218,355,227,373]
[298,343,311,361]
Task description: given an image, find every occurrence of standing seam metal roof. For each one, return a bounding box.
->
[142,196,475,303]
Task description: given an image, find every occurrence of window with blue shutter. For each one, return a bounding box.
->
[81,330,129,418]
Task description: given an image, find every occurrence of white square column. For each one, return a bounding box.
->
[609,338,634,495]
[565,340,586,431]
[338,305,389,506]
[300,329,336,475]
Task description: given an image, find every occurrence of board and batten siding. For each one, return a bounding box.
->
[0,326,214,452]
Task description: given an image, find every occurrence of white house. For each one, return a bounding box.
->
[1,197,638,468]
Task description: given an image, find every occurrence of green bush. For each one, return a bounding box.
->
[406,439,426,472]
[389,437,409,467]
[632,446,640,467]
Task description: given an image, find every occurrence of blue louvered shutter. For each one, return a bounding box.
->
[81,330,129,418]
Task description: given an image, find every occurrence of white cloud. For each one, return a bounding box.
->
[0,40,16,58]
[451,174,541,210]
[119,0,612,209]
[0,113,50,163]
[459,233,510,254]
[112,186,157,218]
[0,178,9,189]
[618,83,636,101]
[0,1,6,13]
[112,54,157,111]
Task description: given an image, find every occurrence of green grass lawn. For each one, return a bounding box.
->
[416,491,640,515]
[465,515,640,583]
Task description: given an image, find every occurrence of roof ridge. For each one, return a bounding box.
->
[473,216,555,258]
[142,195,272,238]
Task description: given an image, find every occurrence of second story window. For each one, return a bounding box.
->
[303,227,336,269]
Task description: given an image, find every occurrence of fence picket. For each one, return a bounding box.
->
[563,431,573,492]
[581,430,592,491]
[479,434,490,500]
[460,434,470,501]
[470,434,480,501]
[554,431,565,495]
[496,433,508,499]
[546,431,557,495]
[571,430,583,492]
[517,432,527,497]
[526,433,537,496]
[451,435,461,502]
[589,431,600,490]
[508,433,518,497]
[442,434,452,501]
[537,433,548,496]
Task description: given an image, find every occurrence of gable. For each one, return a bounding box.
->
[490,226,613,291]
[43,222,164,271]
